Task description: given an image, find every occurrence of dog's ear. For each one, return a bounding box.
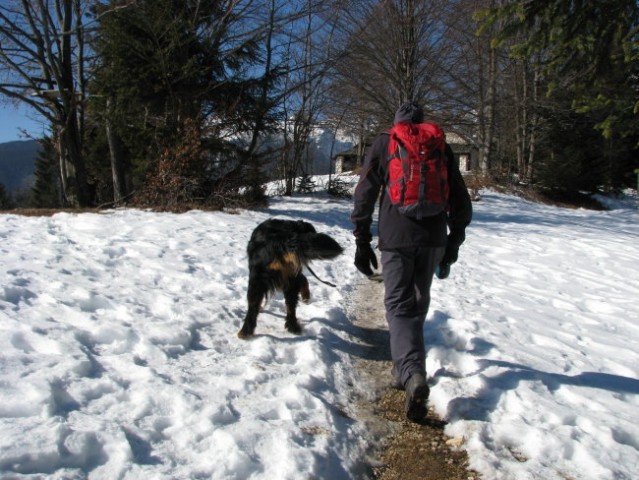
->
[295,220,316,234]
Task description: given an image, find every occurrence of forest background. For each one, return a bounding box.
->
[1,0,638,210]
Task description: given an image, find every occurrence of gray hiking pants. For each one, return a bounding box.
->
[381,246,445,387]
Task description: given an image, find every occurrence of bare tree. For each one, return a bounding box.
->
[495,52,543,183]
[0,0,93,206]
[328,0,461,128]
[466,0,500,174]
[279,1,335,194]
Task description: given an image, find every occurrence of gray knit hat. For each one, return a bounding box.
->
[394,101,424,124]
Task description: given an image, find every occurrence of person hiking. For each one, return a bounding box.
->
[351,101,472,422]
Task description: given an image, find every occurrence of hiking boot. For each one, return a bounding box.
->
[390,365,403,390]
[404,373,429,422]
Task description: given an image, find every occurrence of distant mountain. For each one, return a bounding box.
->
[0,140,40,193]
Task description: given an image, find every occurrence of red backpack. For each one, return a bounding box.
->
[386,122,449,219]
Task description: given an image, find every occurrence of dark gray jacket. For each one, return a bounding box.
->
[351,130,472,251]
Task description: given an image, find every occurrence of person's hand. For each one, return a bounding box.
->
[354,242,378,276]
[441,244,459,266]
[436,244,458,279]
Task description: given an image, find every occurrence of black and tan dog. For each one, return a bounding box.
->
[238,218,343,339]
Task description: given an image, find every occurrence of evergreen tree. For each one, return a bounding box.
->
[0,183,13,209]
[89,0,265,207]
[296,174,316,193]
[477,0,639,192]
[327,176,352,199]
[30,138,62,208]
[479,0,639,142]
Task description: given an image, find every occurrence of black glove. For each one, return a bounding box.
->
[441,244,459,265]
[354,242,378,276]
[436,244,459,280]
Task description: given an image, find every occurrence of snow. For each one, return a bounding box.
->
[1,182,638,480]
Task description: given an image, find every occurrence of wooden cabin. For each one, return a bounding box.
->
[334,130,478,174]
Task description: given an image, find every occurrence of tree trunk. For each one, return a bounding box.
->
[106,98,128,205]
[482,36,497,173]
[59,0,91,207]
[61,118,91,207]
[525,67,541,184]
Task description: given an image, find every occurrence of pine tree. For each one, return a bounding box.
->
[296,174,316,193]
[479,0,639,142]
[0,183,13,209]
[30,138,62,208]
[476,0,639,192]
[89,0,267,206]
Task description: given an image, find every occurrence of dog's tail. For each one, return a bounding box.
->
[293,232,343,261]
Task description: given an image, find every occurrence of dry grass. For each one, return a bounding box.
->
[0,208,103,217]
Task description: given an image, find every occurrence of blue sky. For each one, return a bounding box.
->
[0,103,46,143]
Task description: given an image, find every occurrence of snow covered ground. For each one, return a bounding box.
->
[1,181,638,479]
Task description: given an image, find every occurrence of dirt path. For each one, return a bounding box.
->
[345,277,481,480]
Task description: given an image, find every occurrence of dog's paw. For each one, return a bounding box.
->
[285,322,302,335]
[237,328,254,340]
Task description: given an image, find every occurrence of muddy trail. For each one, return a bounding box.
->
[344,277,481,480]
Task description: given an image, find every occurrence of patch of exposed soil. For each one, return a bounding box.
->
[345,277,480,480]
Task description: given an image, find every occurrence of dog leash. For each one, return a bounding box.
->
[305,265,337,288]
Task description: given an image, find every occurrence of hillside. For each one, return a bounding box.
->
[0,140,40,193]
